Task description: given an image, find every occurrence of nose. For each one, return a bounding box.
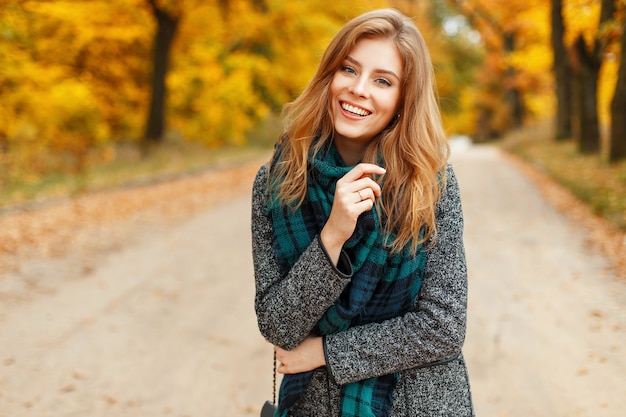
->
[348,76,369,98]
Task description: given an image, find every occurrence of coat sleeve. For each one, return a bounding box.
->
[251,164,353,350]
[323,164,468,385]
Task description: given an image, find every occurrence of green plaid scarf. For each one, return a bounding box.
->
[268,141,426,417]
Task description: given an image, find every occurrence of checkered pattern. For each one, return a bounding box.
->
[268,142,426,417]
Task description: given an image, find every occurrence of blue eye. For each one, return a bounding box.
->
[376,78,392,87]
[341,65,356,75]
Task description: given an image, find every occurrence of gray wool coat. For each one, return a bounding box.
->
[251,163,475,417]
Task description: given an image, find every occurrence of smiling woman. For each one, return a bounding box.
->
[330,37,403,166]
[251,8,474,417]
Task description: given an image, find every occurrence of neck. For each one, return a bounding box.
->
[334,139,367,166]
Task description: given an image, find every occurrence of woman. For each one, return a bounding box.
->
[251,8,474,417]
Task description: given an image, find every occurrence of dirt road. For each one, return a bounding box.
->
[0,144,624,417]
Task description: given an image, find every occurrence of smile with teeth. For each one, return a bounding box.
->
[341,102,371,117]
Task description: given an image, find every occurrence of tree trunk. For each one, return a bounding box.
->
[144,1,179,145]
[503,33,525,129]
[550,0,573,140]
[569,0,616,154]
[609,19,626,162]
[571,35,601,153]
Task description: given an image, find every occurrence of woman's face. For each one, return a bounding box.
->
[329,37,403,155]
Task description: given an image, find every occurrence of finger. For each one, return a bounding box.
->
[355,195,375,211]
[352,177,382,197]
[355,187,376,203]
[277,364,285,374]
[277,359,295,375]
[342,163,386,182]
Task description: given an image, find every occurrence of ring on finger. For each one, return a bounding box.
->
[356,190,364,201]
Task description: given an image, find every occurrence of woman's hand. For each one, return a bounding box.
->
[320,163,386,264]
[275,336,326,374]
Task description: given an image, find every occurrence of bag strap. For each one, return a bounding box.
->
[272,349,277,405]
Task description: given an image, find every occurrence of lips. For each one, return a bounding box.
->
[340,101,371,117]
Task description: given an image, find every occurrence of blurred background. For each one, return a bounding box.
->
[1,2,625,416]
[0,0,624,232]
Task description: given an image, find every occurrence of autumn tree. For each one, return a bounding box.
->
[609,16,626,162]
[0,0,501,187]
[0,0,151,181]
[144,0,181,145]
[568,0,616,154]
[448,0,552,140]
[452,0,525,133]
[551,0,573,140]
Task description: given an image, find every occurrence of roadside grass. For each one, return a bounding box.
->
[0,139,273,212]
[5,120,625,235]
[501,124,626,232]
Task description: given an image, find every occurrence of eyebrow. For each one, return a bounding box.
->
[345,56,401,82]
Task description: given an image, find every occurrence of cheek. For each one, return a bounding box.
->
[392,90,402,110]
[383,93,402,117]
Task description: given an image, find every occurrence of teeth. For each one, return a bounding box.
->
[342,102,371,116]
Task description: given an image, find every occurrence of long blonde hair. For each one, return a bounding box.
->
[268,8,449,253]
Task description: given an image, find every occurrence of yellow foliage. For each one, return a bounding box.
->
[2,0,471,185]
[1,0,152,182]
[508,44,552,79]
[563,0,601,47]
[3,0,619,186]
[450,0,625,140]
[447,0,555,137]
[442,87,481,135]
[167,0,390,146]
[598,58,619,127]
[562,0,622,132]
